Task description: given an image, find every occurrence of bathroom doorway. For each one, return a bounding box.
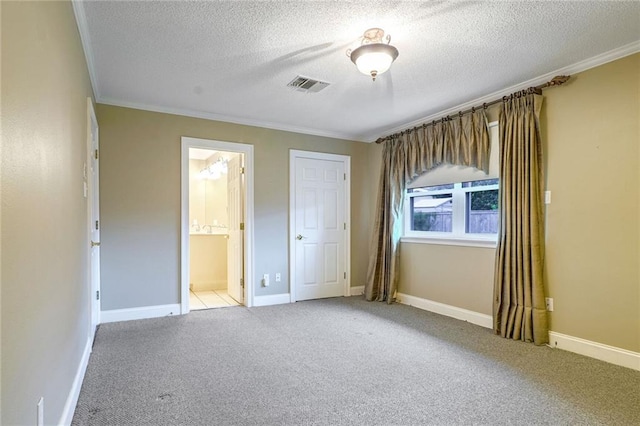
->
[180,137,255,313]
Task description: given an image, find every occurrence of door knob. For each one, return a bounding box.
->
[296,234,305,240]
[91,241,101,247]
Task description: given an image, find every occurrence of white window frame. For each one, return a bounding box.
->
[402,179,499,248]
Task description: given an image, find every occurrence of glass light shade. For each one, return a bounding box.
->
[350,43,399,80]
[356,51,393,75]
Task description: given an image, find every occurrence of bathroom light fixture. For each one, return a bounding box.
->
[346,28,399,81]
[199,157,228,180]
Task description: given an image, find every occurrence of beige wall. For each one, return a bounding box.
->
[97,105,372,309]
[397,54,639,352]
[543,54,639,351]
[1,1,94,424]
[399,244,495,315]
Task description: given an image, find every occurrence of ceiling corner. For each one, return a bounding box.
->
[71,0,101,100]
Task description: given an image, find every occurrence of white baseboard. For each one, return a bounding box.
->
[58,329,93,426]
[396,293,493,329]
[101,304,181,323]
[548,331,640,371]
[394,293,639,371]
[191,280,227,292]
[252,293,291,307]
[349,285,365,296]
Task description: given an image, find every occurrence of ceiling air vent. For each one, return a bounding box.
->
[287,75,330,93]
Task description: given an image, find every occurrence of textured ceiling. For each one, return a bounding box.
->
[75,1,640,142]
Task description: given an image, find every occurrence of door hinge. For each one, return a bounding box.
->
[343,223,346,230]
[94,149,99,160]
[96,291,100,300]
[95,220,99,230]
[344,173,346,181]
[344,272,346,279]
[239,222,244,231]
[240,278,244,288]
[240,167,245,174]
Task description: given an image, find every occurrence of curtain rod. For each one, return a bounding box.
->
[375,75,571,144]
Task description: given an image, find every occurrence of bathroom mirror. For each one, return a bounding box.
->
[188,149,231,234]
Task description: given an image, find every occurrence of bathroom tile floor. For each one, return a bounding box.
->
[190,290,241,310]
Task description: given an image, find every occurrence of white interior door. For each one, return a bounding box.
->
[227,154,244,303]
[87,99,101,329]
[293,155,347,301]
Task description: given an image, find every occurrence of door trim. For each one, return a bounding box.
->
[86,98,100,333]
[180,137,255,312]
[289,150,351,303]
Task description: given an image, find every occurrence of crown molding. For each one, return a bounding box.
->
[71,0,100,99]
[364,40,640,142]
[97,97,364,143]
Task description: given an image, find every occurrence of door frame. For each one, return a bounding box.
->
[180,137,255,312]
[289,150,351,303]
[86,98,100,333]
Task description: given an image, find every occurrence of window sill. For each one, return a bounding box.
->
[401,235,497,248]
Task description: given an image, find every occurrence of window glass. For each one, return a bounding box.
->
[410,195,452,232]
[466,189,499,234]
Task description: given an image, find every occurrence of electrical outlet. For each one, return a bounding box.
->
[37,397,44,426]
[545,297,554,312]
[275,273,281,282]
[262,273,269,287]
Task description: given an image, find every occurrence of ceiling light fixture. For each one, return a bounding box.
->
[346,28,399,81]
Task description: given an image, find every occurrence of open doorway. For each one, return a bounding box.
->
[181,137,254,313]
[188,148,242,309]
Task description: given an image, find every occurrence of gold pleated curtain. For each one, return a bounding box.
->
[493,93,549,345]
[366,110,490,303]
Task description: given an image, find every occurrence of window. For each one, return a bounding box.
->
[405,178,499,242]
[407,183,454,233]
[402,121,500,246]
